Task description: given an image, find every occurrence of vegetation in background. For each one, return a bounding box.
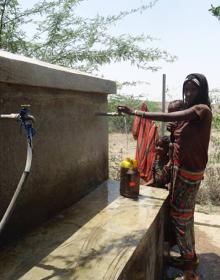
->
[197,166,220,207]
[196,97,220,207]
[107,94,160,133]
[209,5,220,20]
[0,0,176,74]
[212,115,220,130]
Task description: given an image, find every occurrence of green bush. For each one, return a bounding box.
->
[107,94,160,133]
[212,115,220,130]
[197,166,220,206]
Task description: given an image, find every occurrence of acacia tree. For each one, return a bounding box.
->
[0,0,27,52]
[209,5,220,20]
[0,0,176,73]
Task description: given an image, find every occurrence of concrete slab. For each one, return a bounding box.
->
[0,50,116,94]
[0,180,168,280]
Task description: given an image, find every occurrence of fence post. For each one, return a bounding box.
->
[161,74,166,136]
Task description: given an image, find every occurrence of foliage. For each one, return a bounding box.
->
[211,95,220,138]
[212,115,220,130]
[0,0,176,73]
[209,5,220,20]
[197,167,220,206]
[0,0,27,53]
[107,94,160,133]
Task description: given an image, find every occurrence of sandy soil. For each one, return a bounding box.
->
[109,133,220,279]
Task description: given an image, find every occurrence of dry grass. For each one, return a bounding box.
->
[197,129,220,207]
[197,166,220,206]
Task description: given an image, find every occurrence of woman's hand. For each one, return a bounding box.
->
[117,106,134,115]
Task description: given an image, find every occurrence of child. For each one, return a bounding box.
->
[145,135,170,188]
[166,100,185,190]
[146,100,184,189]
[167,99,185,143]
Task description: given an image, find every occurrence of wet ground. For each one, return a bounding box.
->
[165,213,220,279]
[194,212,220,279]
[162,210,220,280]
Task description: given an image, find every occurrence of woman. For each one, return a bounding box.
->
[117,73,212,280]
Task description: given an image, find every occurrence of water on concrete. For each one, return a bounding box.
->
[0,180,168,280]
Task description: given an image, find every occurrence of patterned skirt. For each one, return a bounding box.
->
[169,166,204,260]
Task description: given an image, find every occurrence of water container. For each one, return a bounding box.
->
[120,158,140,198]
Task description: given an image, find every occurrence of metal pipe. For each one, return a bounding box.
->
[0,113,20,119]
[161,74,166,136]
[95,112,124,117]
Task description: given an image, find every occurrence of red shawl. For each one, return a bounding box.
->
[132,102,158,182]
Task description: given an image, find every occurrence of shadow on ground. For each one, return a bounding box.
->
[165,252,220,280]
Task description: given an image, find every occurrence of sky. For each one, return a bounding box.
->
[20,0,220,101]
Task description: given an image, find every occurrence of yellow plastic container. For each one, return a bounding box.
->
[121,158,138,169]
[120,158,140,198]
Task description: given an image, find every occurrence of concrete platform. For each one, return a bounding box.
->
[0,180,168,280]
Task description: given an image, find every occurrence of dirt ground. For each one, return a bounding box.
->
[109,133,220,280]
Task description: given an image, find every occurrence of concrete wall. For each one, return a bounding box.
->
[0,50,116,242]
[118,200,168,280]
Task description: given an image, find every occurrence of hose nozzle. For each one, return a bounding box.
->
[20,105,35,123]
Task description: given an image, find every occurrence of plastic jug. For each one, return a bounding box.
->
[120,158,140,198]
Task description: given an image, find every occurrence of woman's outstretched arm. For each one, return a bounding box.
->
[117,106,199,122]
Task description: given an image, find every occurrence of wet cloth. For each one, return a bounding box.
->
[170,167,204,260]
[132,102,158,182]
